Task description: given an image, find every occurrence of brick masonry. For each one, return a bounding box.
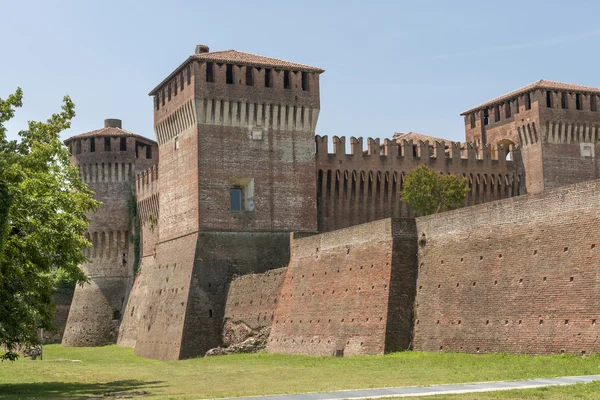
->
[413,179,600,355]
[267,219,417,356]
[61,46,600,359]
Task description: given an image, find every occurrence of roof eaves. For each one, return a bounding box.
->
[148,56,195,96]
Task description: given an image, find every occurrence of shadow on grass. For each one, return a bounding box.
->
[0,379,164,399]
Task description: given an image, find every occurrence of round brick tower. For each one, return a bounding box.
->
[62,119,158,346]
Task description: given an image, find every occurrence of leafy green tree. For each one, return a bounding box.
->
[0,88,99,360]
[402,165,469,216]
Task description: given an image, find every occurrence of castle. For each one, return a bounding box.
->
[60,44,600,360]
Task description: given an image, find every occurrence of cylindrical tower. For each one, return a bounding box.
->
[62,119,158,346]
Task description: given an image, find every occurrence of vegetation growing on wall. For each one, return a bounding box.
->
[128,195,141,276]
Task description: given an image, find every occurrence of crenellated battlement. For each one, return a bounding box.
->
[135,165,159,226]
[315,135,522,232]
[315,135,515,164]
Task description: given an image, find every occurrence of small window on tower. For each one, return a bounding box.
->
[206,62,214,82]
[514,97,519,114]
[155,95,159,110]
[284,71,291,89]
[246,66,254,86]
[226,64,234,84]
[561,92,568,109]
[146,146,152,159]
[591,95,598,112]
[546,91,553,108]
[76,140,82,154]
[167,84,172,101]
[265,68,272,87]
[302,72,309,91]
[525,93,531,110]
[104,137,111,151]
[230,188,243,211]
[483,109,489,126]
[470,114,475,128]
[494,105,500,122]
[120,137,126,151]
[576,93,582,110]
[90,138,96,152]
[505,102,511,118]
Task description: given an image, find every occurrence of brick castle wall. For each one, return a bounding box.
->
[62,131,157,346]
[315,135,521,232]
[413,179,600,355]
[223,267,287,330]
[267,219,417,356]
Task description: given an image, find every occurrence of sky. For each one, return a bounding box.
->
[2,0,600,146]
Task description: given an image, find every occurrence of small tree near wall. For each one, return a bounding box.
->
[402,166,469,216]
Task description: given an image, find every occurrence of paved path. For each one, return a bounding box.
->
[220,375,600,400]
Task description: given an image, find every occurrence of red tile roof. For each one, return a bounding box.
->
[149,49,324,95]
[393,132,453,144]
[461,79,600,115]
[64,127,156,144]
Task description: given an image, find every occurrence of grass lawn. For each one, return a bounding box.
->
[1,345,600,399]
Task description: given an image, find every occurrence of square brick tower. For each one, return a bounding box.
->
[461,80,600,193]
[121,45,324,360]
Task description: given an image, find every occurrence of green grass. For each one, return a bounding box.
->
[406,382,600,399]
[1,345,600,399]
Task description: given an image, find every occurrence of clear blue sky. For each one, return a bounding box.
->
[2,0,600,145]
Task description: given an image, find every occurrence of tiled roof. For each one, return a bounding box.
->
[193,50,324,73]
[461,79,600,115]
[64,127,156,144]
[149,49,324,95]
[393,132,453,144]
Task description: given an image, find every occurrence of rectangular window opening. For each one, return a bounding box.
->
[146,146,152,159]
[576,93,582,110]
[514,97,519,114]
[301,72,309,91]
[265,68,272,87]
[592,95,598,112]
[90,138,95,152]
[283,70,291,89]
[246,66,254,86]
[206,62,214,82]
[76,140,82,154]
[187,66,191,85]
[483,109,489,126]
[226,64,234,84]
[561,92,568,109]
[104,137,111,151]
[494,105,500,122]
[470,114,475,129]
[155,95,159,110]
[546,91,552,108]
[174,78,178,95]
[525,93,531,110]
[505,102,511,119]
[167,84,172,101]
[230,188,243,211]
[120,137,126,151]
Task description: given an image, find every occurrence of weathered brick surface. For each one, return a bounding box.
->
[267,219,417,356]
[44,293,73,344]
[315,136,521,232]
[223,267,287,330]
[413,179,600,355]
[62,128,157,347]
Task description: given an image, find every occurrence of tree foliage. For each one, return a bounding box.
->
[0,88,99,360]
[401,165,469,216]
